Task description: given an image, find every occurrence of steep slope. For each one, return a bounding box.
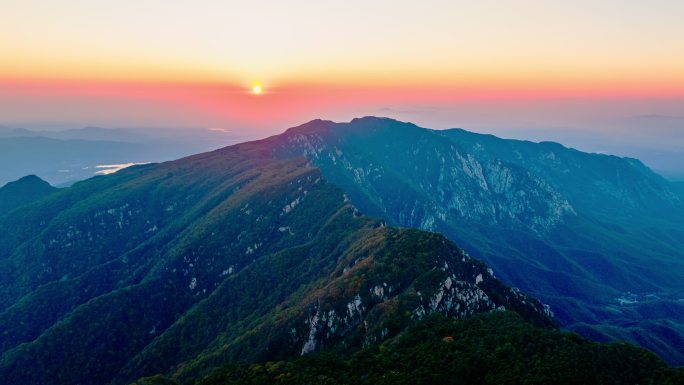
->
[0,174,58,216]
[272,118,576,233]
[269,116,684,364]
[112,227,552,385]
[437,127,681,222]
[0,141,551,385]
[137,312,684,385]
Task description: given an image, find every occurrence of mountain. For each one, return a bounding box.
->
[1,119,682,385]
[0,125,230,143]
[0,141,553,385]
[0,136,154,186]
[0,127,36,138]
[486,114,684,182]
[436,127,681,221]
[0,175,58,216]
[268,116,684,364]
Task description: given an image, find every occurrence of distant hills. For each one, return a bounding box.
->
[0,125,242,186]
[491,114,684,182]
[0,126,149,142]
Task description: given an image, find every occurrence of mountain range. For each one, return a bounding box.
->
[0,117,683,384]
[0,125,242,186]
[267,117,684,364]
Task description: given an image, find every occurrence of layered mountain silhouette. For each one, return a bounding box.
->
[268,117,684,364]
[0,117,683,384]
[0,126,240,186]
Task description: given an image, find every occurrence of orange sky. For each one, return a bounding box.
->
[1,0,683,137]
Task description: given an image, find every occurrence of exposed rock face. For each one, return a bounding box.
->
[277,124,575,234]
[272,117,682,232]
[267,117,684,365]
[275,230,554,358]
[2,116,683,385]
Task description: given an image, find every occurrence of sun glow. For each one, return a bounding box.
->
[252,84,263,95]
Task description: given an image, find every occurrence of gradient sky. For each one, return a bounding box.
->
[1,0,683,155]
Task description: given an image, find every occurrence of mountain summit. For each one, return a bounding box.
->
[0,174,57,216]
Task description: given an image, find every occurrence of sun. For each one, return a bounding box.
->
[252,83,263,95]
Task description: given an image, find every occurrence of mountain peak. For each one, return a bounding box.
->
[349,115,401,124]
[2,174,52,189]
[284,118,335,135]
[0,174,57,215]
[285,117,419,137]
[348,116,421,130]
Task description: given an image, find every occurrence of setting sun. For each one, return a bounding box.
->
[252,84,263,95]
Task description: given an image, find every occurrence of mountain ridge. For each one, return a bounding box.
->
[0,138,553,385]
[1,117,683,385]
[267,116,684,364]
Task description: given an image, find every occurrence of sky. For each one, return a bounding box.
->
[1,0,683,172]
